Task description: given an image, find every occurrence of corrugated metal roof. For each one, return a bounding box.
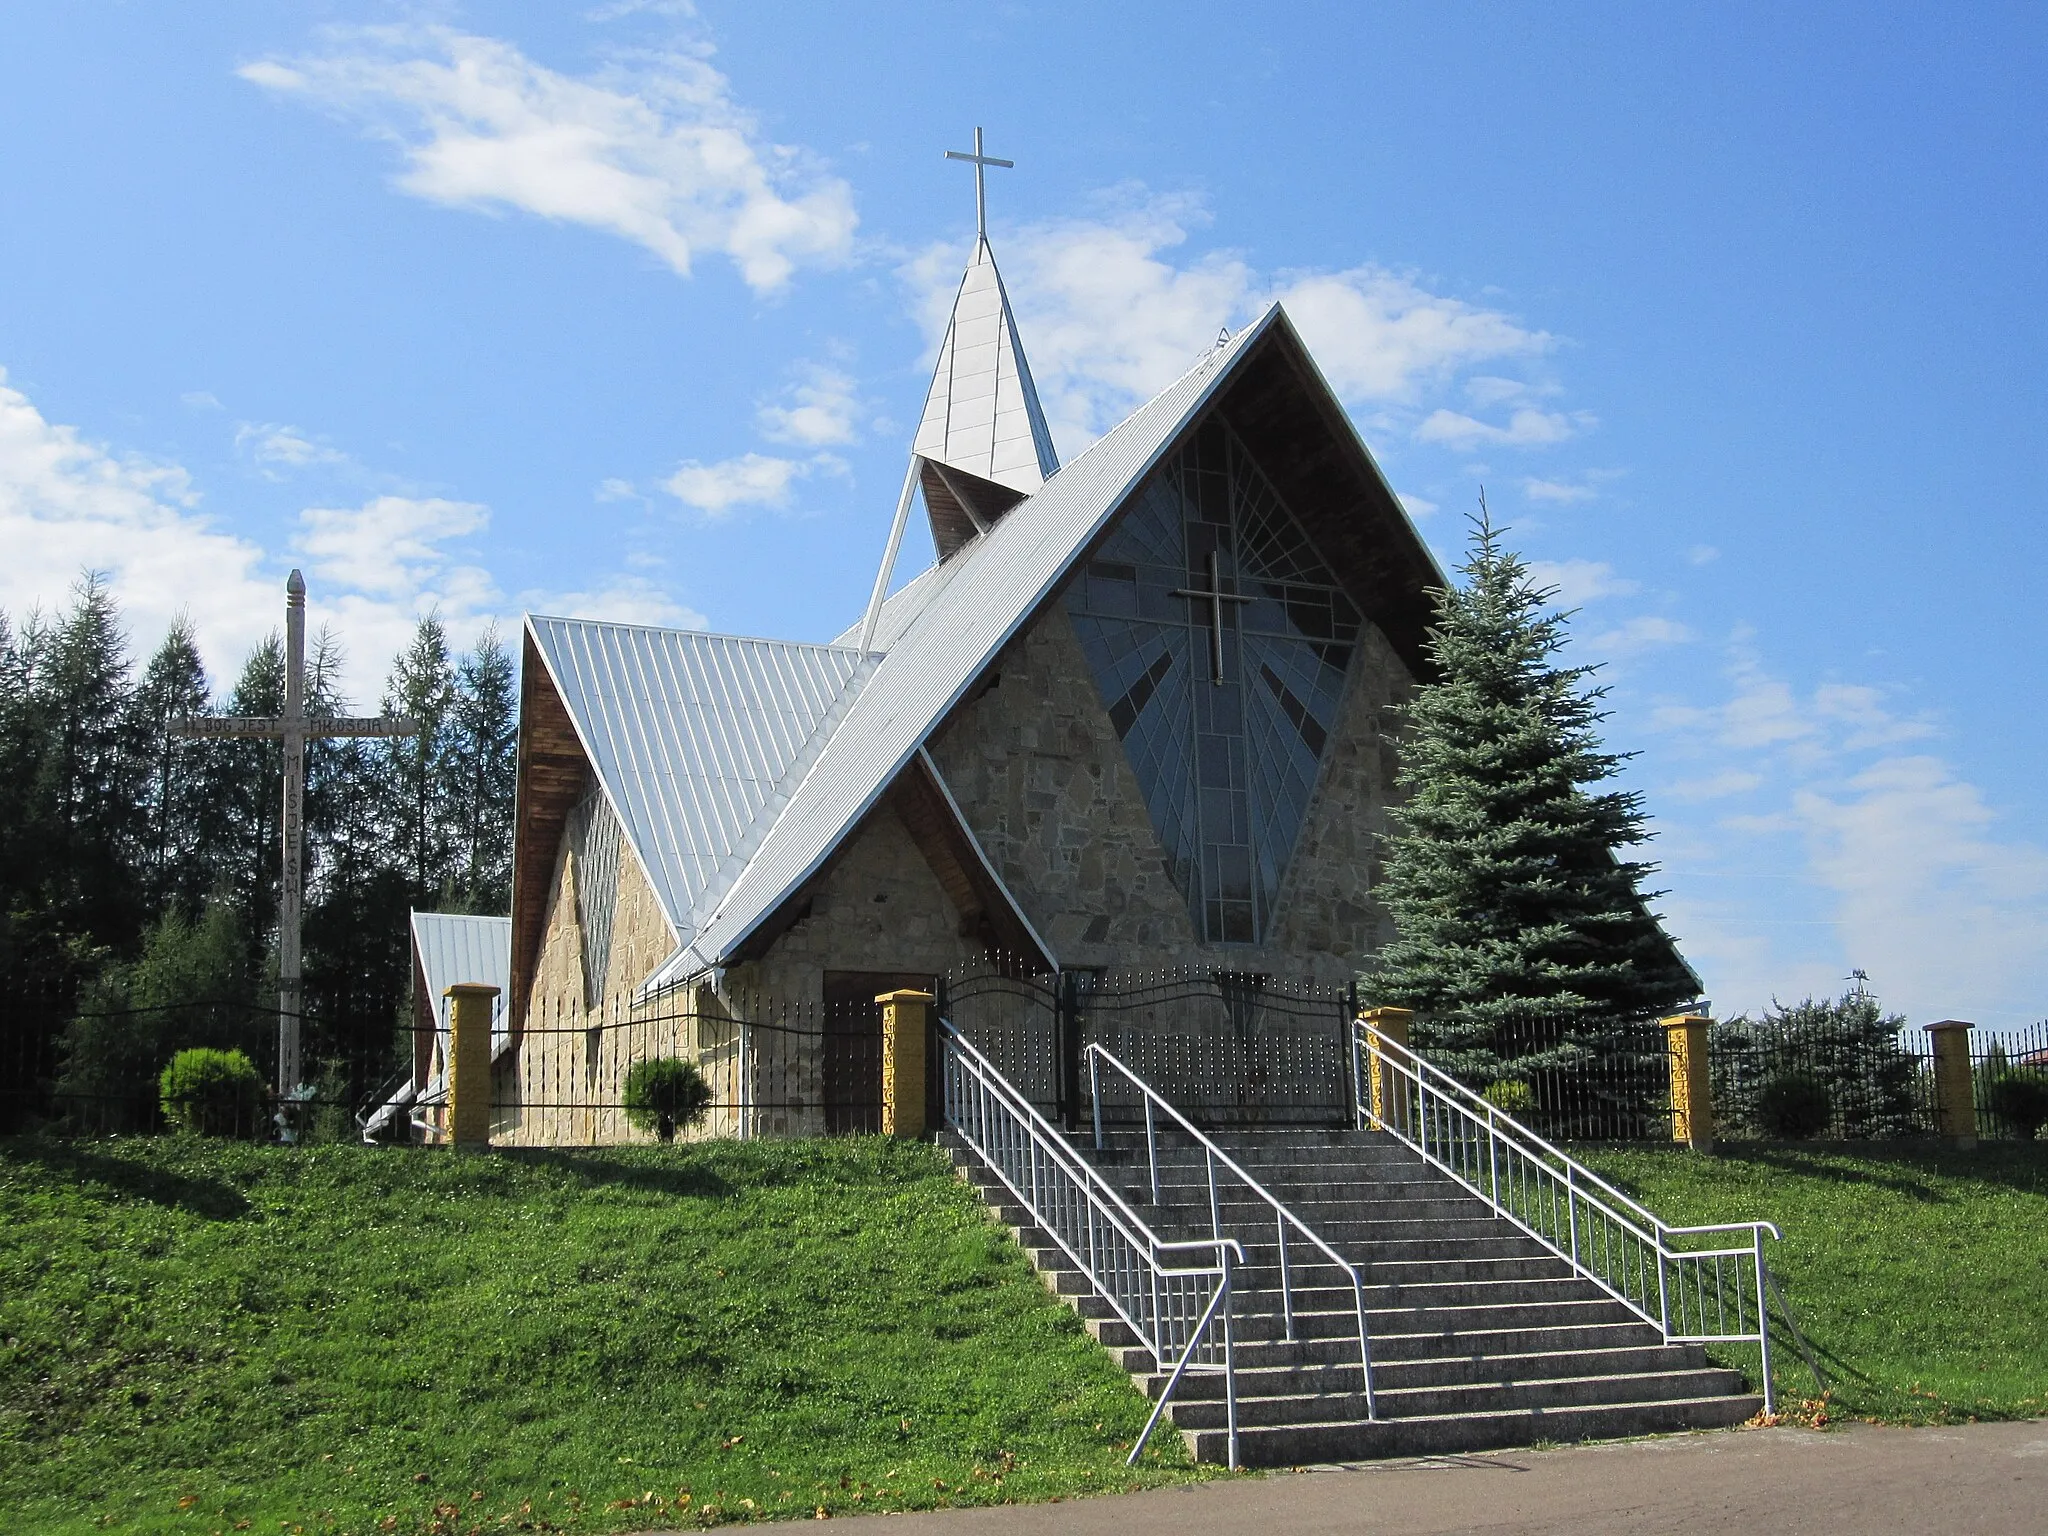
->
[912,237,1060,493]
[524,618,872,946]
[410,910,513,1054]
[829,551,973,653]
[658,313,1277,983]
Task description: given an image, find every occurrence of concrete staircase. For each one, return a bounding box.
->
[944,1124,1762,1465]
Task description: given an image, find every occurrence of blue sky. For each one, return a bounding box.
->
[3,2,2044,1027]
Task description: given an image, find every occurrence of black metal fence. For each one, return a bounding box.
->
[944,963,1358,1130]
[1404,1011,2048,1144]
[6,947,2043,1146]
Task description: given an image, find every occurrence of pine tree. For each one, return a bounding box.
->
[126,617,214,919]
[1367,507,1695,1091]
[446,624,517,912]
[30,575,148,952]
[380,616,458,906]
[204,633,286,972]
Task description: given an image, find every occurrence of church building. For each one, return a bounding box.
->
[496,197,1447,1145]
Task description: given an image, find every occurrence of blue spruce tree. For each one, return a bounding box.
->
[1368,507,1695,1126]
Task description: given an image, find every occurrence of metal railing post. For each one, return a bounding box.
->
[1755,1227,1777,1416]
[1567,1162,1580,1268]
[1145,1096,1160,1205]
[1205,1147,1222,1245]
[1278,1214,1295,1341]
[1089,1047,1104,1151]
[1222,1251,1239,1473]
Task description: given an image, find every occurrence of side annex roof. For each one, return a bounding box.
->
[522,618,874,956]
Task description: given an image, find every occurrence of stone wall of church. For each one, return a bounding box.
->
[733,800,984,1137]
[927,596,1413,984]
[501,819,707,1147]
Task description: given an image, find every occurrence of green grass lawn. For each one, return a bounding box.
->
[0,1137,1209,1536]
[1580,1142,2048,1425]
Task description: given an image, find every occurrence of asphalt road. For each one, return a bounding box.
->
[769,1421,2048,1535]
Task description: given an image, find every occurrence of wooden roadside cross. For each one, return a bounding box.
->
[170,570,419,1100]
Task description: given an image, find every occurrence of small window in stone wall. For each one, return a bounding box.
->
[567,784,623,1010]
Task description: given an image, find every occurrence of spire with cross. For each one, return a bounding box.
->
[944,125,1013,241]
[169,571,419,1103]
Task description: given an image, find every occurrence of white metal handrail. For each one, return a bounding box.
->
[1355,1019,1783,1413]
[940,1021,1243,1467]
[1086,1042,1378,1419]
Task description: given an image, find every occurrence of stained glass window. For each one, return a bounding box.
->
[1067,419,1360,945]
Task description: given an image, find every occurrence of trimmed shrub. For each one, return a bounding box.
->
[159,1048,265,1138]
[1985,1071,2048,1141]
[1482,1078,1536,1119]
[1756,1069,1832,1140]
[622,1057,713,1143]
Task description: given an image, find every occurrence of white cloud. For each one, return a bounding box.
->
[0,366,275,678]
[0,365,695,704]
[1398,492,1439,520]
[904,193,1553,454]
[1522,477,1595,504]
[1414,406,1586,449]
[295,495,491,598]
[530,574,706,629]
[1524,558,1637,606]
[1686,544,1720,566]
[595,476,642,503]
[241,24,856,293]
[662,451,806,515]
[1792,757,2048,1025]
[1668,770,1765,802]
[1585,615,1694,655]
[237,421,351,472]
[1645,636,2043,1024]
[757,363,861,447]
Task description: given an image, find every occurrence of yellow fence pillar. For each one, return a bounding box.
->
[1662,1013,1714,1151]
[878,989,933,1138]
[447,983,499,1150]
[1360,1006,1414,1132]
[1926,1020,1977,1150]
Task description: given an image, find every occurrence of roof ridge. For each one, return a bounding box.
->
[527,613,865,656]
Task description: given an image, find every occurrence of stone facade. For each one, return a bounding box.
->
[926,590,1413,985]
[502,814,702,1146]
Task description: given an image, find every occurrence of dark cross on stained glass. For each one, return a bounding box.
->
[1173,550,1255,684]
[943,126,1013,240]
[168,570,419,1102]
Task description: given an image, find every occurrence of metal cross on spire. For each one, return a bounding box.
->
[944,125,1013,240]
[169,571,419,1104]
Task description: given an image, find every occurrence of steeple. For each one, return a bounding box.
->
[858,128,1061,652]
[912,129,1060,557]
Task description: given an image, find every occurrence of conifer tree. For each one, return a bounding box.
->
[380,616,458,906]
[447,624,517,911]
[127,617,214,918]
[1368,506,1695,1089]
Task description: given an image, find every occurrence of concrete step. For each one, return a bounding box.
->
[1148,1342,1717,1400]
[1184,1394,1764,1467]
[1166,1366,1749,1429]
[1108,1316,1675,1374]
[944,1124,1762,1468]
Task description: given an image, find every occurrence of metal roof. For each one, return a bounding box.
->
[656,313,1277,984]
[524,618,872,947]
[409,910,514,1055]
[912,236,1060,494]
